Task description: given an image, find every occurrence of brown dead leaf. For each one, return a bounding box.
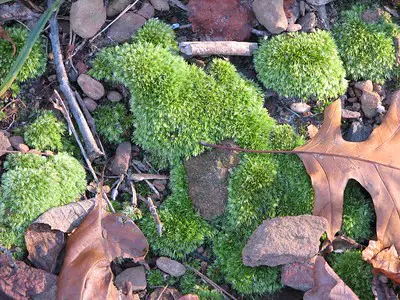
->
[0,26,16,56]
[304,256,359,300]
[295,98,400,251]
[57,194,149,299]
[148,287,183,300]
[362,240,400,284]
[0,254,57,299]
[179,295,200,300]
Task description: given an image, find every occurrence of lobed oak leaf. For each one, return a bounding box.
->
[295,98,400,252]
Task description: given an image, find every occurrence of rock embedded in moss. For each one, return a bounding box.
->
[77,74,105,100]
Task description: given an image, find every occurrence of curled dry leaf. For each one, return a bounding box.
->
[295,98,400,251]
[57,193,149,299]
[0,25,16,56]
[362,240,400,284]
[0,254,57,299]
[304,256,359,300]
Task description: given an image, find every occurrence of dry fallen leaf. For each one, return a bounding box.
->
[0,25,16,56]
[304,256,359,300]
[295,98,400,251]
[57,193,149,299]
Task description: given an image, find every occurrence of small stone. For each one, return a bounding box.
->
[347,97,358,103]
[242,215,328,267]
[70,0,106,38]
[373,83,385,96]
[354,80,373,93]
[252,0,288,34]
[305,0,334,5]
[83,98,98,112]
[107,12,146,42]
[149,0,169,11]
[347,87,356,98]
[9,136,25,149]
[344,121,373,142]
[156,257,186,277]
[290,102,311,114]
[137,2,155,19]
[281,257,315,292]
[0,131,12,157]
[352,103,361,111]
[114,266,147,292]
[361,91,381,118]
[341,109,361,119]
[354,88,363,98]
[111,142,132,176]
[107,0,135,17]
[298,12,316,32]
[107,91,123,102]
[287,23,302,32]
[77,74,105,100]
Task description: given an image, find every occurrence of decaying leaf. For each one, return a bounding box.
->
[0,25,16,56]
[295,98,400,251]
[148,287,182,300]
[57,193,149,299]
[362,240,400,284]
[304,256,359,300]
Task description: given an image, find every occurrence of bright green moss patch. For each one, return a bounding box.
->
[0,153,86,251]
[333,5,398,83]
[133,19,178,50]
[0,26,46,95]
[254,30,347,102]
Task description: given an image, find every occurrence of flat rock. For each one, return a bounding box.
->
[9,135,29,152]
[305,0,334,5]
[115,266,146,292]
[354,80,373,93]
[111,142,132,176]
[253,0,288,34]
[360,91,381,118]
[281,257,315,292]
[290,102,311,114]
[0,131,12,157]
[83,98,98,112]
[107,0,135,17]
[107,12,146,42]
[149,0,169,11]
[184,140,240,220]
[242,215,328,267]
[344,121,373,142]
[156,257,186,277]
[137,2,155,19]
[107,91,123,102]
[298,12,316,32]
[77,74,105,100]
[70,0,106,38]
[341,109,360,119]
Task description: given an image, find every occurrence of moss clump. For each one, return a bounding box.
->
[146,269,166,288]
[133,19,178,50]
[333,5,398,83]
[342,180,374,242]
[0,26,46,95]
[0,153,86,250]
[24,110,66,151]
[93,103,131,145]
[139,163,214,259]
[330,251,374,300]
[179,272,223,299]
[254,30,347,102]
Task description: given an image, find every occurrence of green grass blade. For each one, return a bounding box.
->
[0,0,64,97]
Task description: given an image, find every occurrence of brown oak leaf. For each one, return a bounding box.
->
[295,98,400,251]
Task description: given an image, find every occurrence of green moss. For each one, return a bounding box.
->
[341,180,374,242]
[0,26,46,95]
[179,272,223,299]
[93,103,131,145]
[24,110,66,151]
[146,269,166,288]
[330,251,374,300]
[333,5,398,84]
[0,153,86,251]
[139,164,214,259]
[254,30,347,102]
[133,19,178,50]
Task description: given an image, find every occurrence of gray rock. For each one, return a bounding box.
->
[281,258,315,292]
[242,215,327,267]
[70,0,106,38]
[290,102,311,114]
[287,23,302,32]
[341,109,360,119]
[149,0,169,11]
[354,80,373,93]
[286,0,300,25]
[9,135,25,149]
[156,257,186,277]
[361,91,381,118]
[83,98,98,112]
[114,266,147,292]
[0,131,12,157]
[111,142,131,176]
[344,121,373,142]
[305,0,334,5]
[107,12,146,42]
[315,4,330,30]
[184,140,240,220]
[77,74,105,100]
[252,0,288,34]
[347,87,356,98]
[298,12,316,32]
[352,103,361,111]
[107,91,123,102]
[300,1,306,16]
[137,2,155,19]
[107,0,135,17]
[347,97,358,103]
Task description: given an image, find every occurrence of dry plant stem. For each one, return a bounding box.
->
[130,181,137,207]
[89,0,140,43]
[156,285,169,300]
[139,195,162,236]
[48,0,103,160]
[185,265,236,300]
[179,41,258,57]
[130,173,168,181]
[168,0,188,11]
[133,164,160,196]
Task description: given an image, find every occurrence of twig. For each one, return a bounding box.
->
[139,195,162,236]
[48,0,103,160]
[156,285,169,300]
[130,181,137,207]
[133,164,160,196]
[130,173,168,181]
[179,41,258,57]
[89,0,140,43]
[251,28,270,37]
[168,0,188,11]
[185,265,237,300]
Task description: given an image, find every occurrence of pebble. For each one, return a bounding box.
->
[70,0,106,38]
[341,109,361,119]
[137,2,155,19]
[298,12,316,32]
[0,131,12,157]
[287,23,302,32]
[354,88,363,98]
[354,80,373,93]
[107,0,135,17]
[252,0,288,34]
[83,98,98,112]
[111,142,132,176]
[114,266,147,292]
[290,102,311,114]
[77,74,105,100]
[361,91,381,118]
[156,257,186,277]
[107,12,147,42]
[9,136,30,153]
[352,103,361,111]
[347,97,358,103]
[107,91,123,102]
[149,0,169,11]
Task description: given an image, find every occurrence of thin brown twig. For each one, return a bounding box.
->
[132,164,160,196]
[139,195,162,236]
[156,285,169,300]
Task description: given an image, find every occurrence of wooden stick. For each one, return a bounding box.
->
[130,173,168,181]
[179,41,258,57]
[48,0,103,160]
[168,0,188,11]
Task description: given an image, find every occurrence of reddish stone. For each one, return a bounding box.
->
[281,258,315,292]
